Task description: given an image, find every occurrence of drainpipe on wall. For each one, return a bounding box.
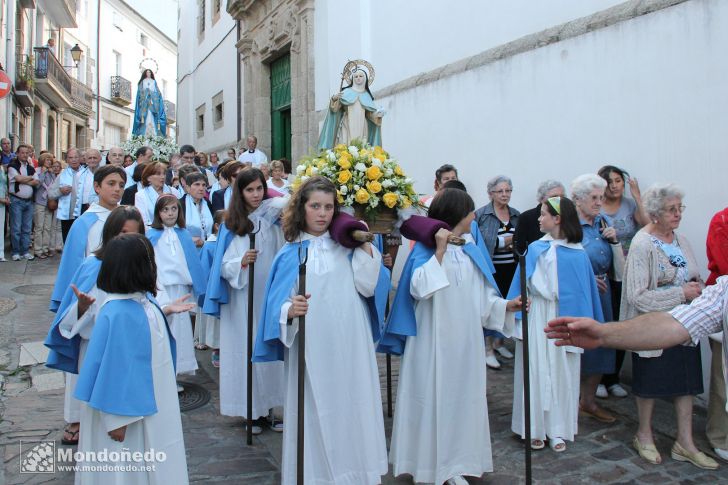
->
[95,0,101,134]
[236,19,241,145]
[5,0,16,143]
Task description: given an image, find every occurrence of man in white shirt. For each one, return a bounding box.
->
[237,135,268,167]
[47,148,88,241]
[7,144,39,260]
[124,146,153,188]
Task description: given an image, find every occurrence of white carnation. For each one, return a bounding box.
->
[296,164,306,174]
[384,168,393,177]
[354,162,366,172]
[371,158,382,167]
[348,146,359,157]
[300,175,310,182]
[381,179,394,188]
[340,185,348,195]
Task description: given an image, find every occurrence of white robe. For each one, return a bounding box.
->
[389,239,512,484]
[63,206,110,424]
[154,227,197,375]
[60,284,108,423]
[76,293,188,485]
[510,242,582,442]
[218,220,285,418]
[278,233,388,485]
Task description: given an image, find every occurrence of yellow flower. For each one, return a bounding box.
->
[366,165,382,180]
[334,144,347,152]
[337,190,344,204]
[316,158,326,169]
[382,192,398,209]
[355,188,370,204]
[366,180,382,194]
[305,165,314,177]
[394,165,404,176]
[373,146,387,162]
[337,170,352,184]
[337,153,352,170]
[401,196,412,209]
[360,149,371,159]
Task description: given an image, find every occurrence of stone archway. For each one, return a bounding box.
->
[228,0,317,163]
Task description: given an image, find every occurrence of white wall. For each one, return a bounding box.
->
[314,0,626,110]
[176,1,238,154]
[376,0,727,282]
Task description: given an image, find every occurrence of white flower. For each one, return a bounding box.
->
[311,167,319,174]
[300,175,310,182]
[405,178,413,184]
[340,185,348,195]
[296,164,306,174]
[371,158,382,167]
[354,184,360,191]
[381,179,394,188]
[384,168,393,177]
[348,146,359,157]
[328,151,336,161]
[354,162,366,172]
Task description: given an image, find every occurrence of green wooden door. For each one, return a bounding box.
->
[271,55,292,161]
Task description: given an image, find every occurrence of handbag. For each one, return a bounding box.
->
[43,178,58,211]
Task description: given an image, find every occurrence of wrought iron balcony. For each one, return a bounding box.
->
[71,78,94,116]
[33,47,73,108]
[164,100,176,124]
[110,75,131,106]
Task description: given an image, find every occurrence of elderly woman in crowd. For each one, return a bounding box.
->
[596,165,649,398]
[571,174,617,424]
[33,153,57,259]
[621,183,717,469]
[475,175,520,369]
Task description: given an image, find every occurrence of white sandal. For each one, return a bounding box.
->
[550,437,566,453]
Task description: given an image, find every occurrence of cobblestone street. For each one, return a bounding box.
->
[0,257,725,484]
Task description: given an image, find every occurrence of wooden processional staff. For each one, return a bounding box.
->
[246,222,261,446]
[295,244,309,485]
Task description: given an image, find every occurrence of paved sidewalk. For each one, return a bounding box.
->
[1,256,725,484]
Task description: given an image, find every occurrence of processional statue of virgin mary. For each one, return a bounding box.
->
[132,68,167,137]
[318,60,383,149]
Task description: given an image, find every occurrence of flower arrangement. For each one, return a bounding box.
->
[121,135,179,163]
[292,140,419,223]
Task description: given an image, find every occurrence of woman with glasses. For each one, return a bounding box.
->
[475,175,520,369]
[621,183,717,469]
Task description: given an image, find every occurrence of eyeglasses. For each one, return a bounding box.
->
[662,205,686,215]
[491,189,513,195]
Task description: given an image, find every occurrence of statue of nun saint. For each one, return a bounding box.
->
[317,60,384,150]
[132,69,167,138]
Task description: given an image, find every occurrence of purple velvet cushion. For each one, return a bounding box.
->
[400,215,451,248]
[329,212,369,248]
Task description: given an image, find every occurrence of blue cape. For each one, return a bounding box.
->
[49,211,99,312]
[45,256,102,373]
[197,239,217,307]
[253,240,390,362]
[74,298,176,416]
[377,239,500,355]
[201,224,236,317]
[147,227,207,299]
[506,239,604,322]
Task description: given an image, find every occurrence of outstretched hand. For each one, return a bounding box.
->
[71,284,96,318]
[164,294,196,315]
[544,317,603,349]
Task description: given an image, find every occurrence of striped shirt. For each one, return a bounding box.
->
[493,220,515,265]
[670,276,728,410]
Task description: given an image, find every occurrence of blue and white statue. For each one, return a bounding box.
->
[132,69,167,137]
[318,60,384,150]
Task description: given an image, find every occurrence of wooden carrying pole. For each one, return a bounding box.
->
[516,246,532,484]
[296,245,308,485]
[246,227,258,446]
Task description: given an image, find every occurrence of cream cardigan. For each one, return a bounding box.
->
[619,228,701,357]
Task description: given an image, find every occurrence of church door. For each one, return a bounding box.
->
[270,54,292,161]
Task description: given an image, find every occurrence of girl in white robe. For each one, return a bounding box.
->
[508,196,602,452]
[214,169,286,423]
[254,176,388,485]
[148,195,207,376]
[74,234,191,485]
[386,188,521,485]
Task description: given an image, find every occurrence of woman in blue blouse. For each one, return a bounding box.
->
[572,174,617,424]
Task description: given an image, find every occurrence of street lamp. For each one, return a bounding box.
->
[70,44,83,67]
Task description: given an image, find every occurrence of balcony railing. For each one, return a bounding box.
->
[110,75,131,106]
[71,78,93,116]
[164,100,176,124]
[33,46,73,108]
